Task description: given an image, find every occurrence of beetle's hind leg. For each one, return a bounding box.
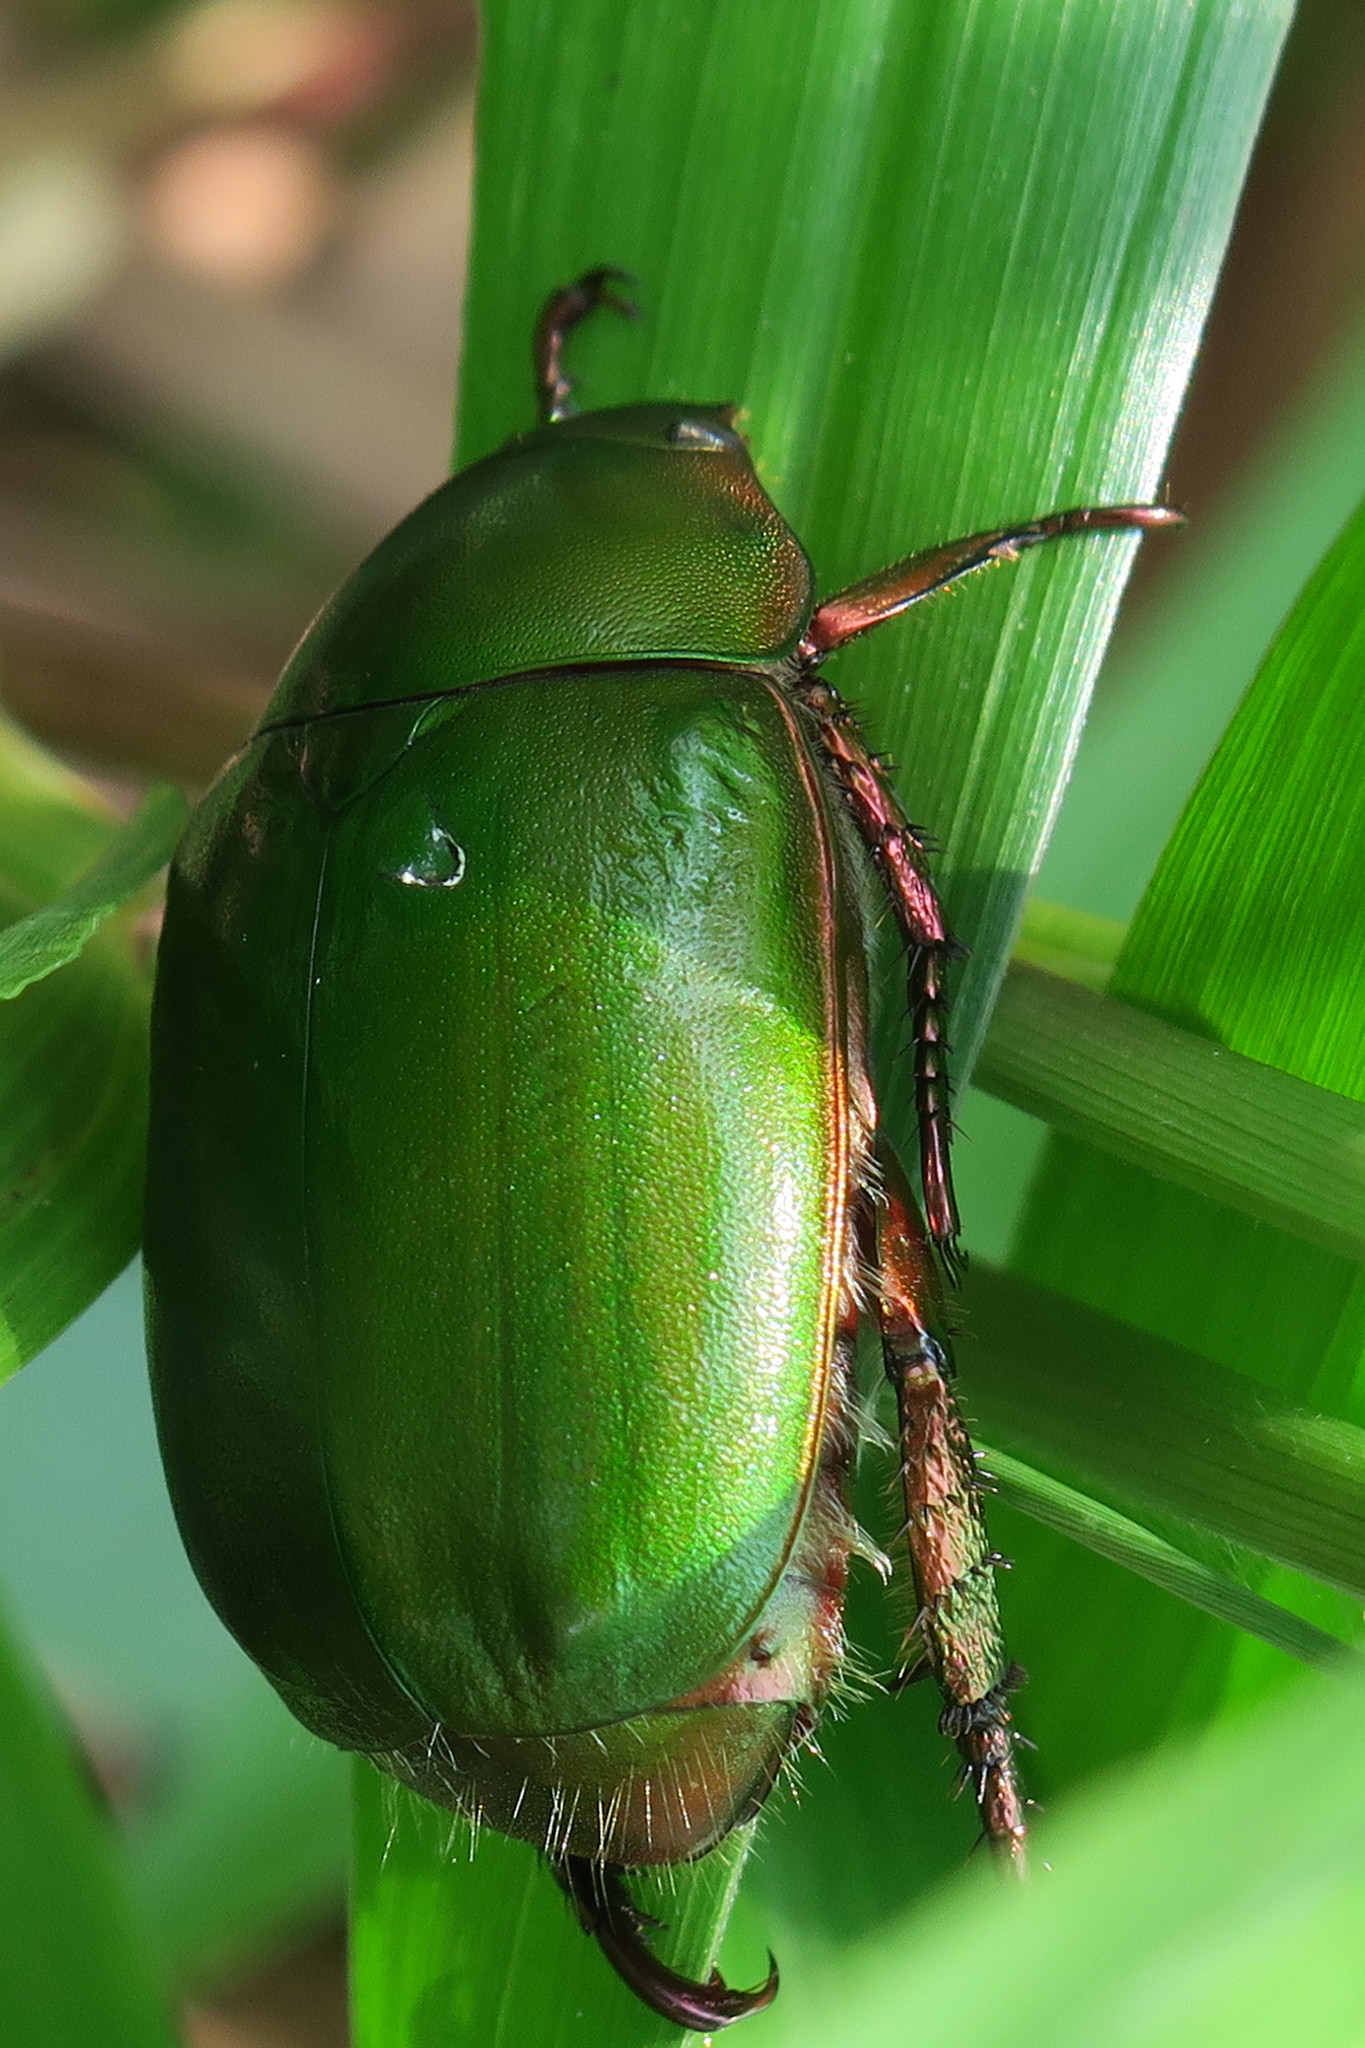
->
[871,1138,1027,1870]
[534,268,637,425]
[552,1856,779,2033]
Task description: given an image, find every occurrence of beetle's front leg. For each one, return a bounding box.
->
[800,676,963,1276]
[533,267,636,424]
[872,1138,1026,1870]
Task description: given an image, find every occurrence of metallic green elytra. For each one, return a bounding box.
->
[144,270,1179,2030]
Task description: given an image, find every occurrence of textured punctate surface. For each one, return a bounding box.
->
[147,663,859,1743]
[262,409,813,724]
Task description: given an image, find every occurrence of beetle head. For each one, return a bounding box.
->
[535,400,743,456]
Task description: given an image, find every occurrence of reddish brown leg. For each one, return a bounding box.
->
[798,496,1182,1273]
[797,674,963,1274]
[533,268,636,425]
[873,1139,1026,1870]
[801,502,1184,655]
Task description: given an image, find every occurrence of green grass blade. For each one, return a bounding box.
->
[0,719,161,1376]
[0,709,126,902]
[1043,301,1365,922]
[961,1264,1365,1600]
[124,1680,348,1990]
[977,961,1365,1260]
[0,1595,175,2048]
[985,1446,1359,1675]
[0,925,149,1376]
[1013,896,1127,988]
[1005,491,1365,1806]
[0,785,185,1000]
[946,889,1128,1258]
[768,1663,1365,2048]
[354,0,1292,2035]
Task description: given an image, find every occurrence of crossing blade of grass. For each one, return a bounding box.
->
[0,784,184,1000]
[977,961,1365,1261]
[959,1263,1365,1602]
[0,1595,175,2048]
[984,1446,1359,1675]
[1004,491,1365,1804]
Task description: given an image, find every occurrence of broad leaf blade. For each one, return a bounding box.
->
[355,0,1293,2037]
[0,1595,175,2048]
[460,0,1291,1100]
[772,1664,1365,2048]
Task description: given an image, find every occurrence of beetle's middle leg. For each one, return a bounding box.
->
[800,502,1183,655]
[798,675,963,1276]
[870,1137,1026,1870]
[794,497,1182,1270]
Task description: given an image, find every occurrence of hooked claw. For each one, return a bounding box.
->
[554,1855,779,2032]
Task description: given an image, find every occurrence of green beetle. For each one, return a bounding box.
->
[145,271,1177,2029]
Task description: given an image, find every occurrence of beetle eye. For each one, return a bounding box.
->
[667,418,732,451]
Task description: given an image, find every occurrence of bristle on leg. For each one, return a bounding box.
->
[872,1139,1028,1871]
